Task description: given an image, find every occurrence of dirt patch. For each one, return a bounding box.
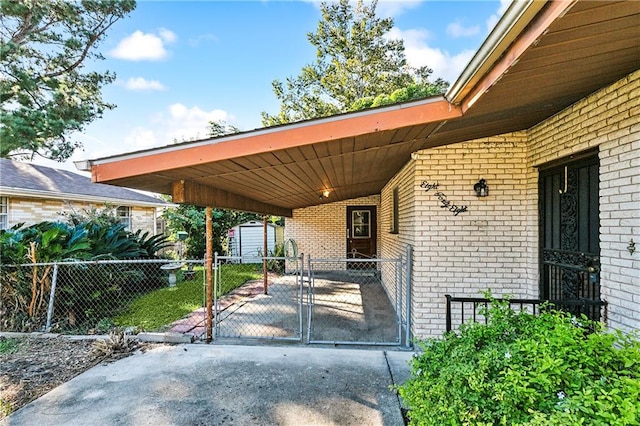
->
[0,334,158,420]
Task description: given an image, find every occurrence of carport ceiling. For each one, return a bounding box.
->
[86,0,640,217]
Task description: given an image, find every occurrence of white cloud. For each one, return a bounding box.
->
[188,33,219,47]
[447,21,480,38]
[124,77,166,91]
[388,27,473,84]
[123,104,235,151]
[110,29,176,61]
[158,27,177,43]
[125,127,158,148]
[165,103,230,142]
[486,0,512,33]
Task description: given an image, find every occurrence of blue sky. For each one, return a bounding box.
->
[36,0,510,173]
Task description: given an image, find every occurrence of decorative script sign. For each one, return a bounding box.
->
[420,181,468,216]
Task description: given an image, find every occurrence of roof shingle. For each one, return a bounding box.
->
[0,159,166,205]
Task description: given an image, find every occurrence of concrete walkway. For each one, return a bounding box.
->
[2,343,415,426]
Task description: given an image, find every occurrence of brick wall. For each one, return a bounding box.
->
[380,160,416,260]
[380,160,416,338]
[400,133,534,338]
[528,69,640,333]
[129,206,158,235]
[5,197,157,235]
[10,197,68,225]
[284,70,639,338]
[285,195,380,260]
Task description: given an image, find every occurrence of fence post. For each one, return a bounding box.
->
[298,254,304,342]
[205,207,213,343]
[263,215,268,295]
[306,253,312,344]
[405,244,412,349]
[213,252,218,339]
[45,263,59,332]
[445,294,452,333]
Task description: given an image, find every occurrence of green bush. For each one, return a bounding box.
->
[399,298,640,425]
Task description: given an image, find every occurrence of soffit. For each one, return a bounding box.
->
[426,0,640,149]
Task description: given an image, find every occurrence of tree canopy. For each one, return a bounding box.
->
[0,0,136,162]
[261,0,447,126]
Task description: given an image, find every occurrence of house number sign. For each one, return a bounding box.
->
[421,181,468,216]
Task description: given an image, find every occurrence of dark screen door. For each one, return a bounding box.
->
[346,206,377,268]
[539,152,601,318]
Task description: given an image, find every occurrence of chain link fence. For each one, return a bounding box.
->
[1,246,412,347]
[306,256,405,346]
[0,259,205,335]
[213,255,304,342]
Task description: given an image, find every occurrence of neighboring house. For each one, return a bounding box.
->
[0,159,169,235]
[78,1,639,338]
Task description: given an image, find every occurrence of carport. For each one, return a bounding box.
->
[77,0,640,340]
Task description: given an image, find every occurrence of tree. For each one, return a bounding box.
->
[162,204,263,259]
[0,0,136,162]
[261,0,447,126]
[208,119,240,137]
[349,81,448,112]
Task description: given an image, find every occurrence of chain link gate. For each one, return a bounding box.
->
[306,255,406,346]
[213,255,304,342]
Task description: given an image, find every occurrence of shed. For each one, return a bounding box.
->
[228,221,278,262]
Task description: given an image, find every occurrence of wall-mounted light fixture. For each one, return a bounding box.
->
[473,179,489,197]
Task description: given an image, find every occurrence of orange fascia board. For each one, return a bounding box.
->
[462,0,577,112]
[91,98,461,183]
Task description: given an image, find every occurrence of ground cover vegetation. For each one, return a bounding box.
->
[113,263,261,331]
[0,332,160,420]
[399,297,640,425]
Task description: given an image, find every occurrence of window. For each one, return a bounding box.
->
[390,187,399,234]
[351,210,371,238]
[116,206,131,230]
[0,197,7,230]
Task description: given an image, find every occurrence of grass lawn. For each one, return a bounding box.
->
[115,264,261,331]
[0,338,20,355]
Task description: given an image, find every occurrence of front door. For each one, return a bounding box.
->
[539,151,602,319]
[346,206,377,268]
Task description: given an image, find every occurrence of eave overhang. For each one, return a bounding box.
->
[82,0,640,217]
[0,187,170,208]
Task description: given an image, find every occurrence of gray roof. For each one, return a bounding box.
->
[0,159,167,206]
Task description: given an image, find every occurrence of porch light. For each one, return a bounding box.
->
[474,179,489,197]
[322,189,331,198]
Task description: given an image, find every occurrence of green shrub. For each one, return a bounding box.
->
[399,297,640,425]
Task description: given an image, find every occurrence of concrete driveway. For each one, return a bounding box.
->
[2,343,415,426]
